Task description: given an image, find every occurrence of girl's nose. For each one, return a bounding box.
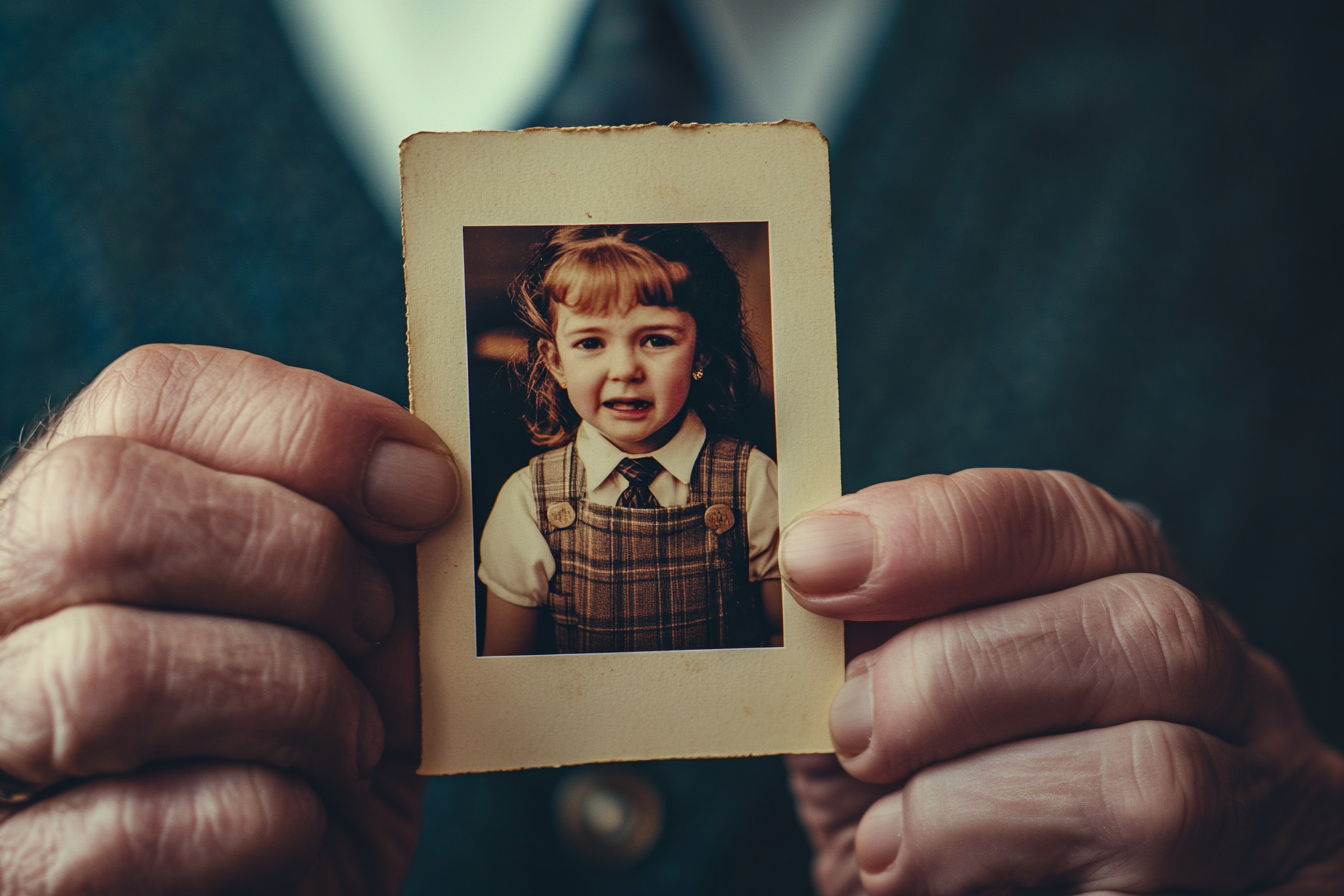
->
[608,345,643,381]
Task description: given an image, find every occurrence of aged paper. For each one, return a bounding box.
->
[405,122,844,774]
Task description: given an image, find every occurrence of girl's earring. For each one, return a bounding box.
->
[691,368,704,381]
[558,379,568,389]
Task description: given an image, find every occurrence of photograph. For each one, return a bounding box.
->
[404,123,844,773]
[463,222,780,657]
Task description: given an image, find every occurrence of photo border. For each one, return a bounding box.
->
[404,123,844,774]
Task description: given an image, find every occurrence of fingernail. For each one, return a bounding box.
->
[855,795,903,874]
[357,687,385,778]
[830,665,873,757]
[779,512,874,596]
[352,557,395,645]
[363,440,458,530]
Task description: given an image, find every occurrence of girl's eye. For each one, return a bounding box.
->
[575,337,603,350]
[644,334,675,348]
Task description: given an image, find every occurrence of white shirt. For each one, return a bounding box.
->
[479,412,780,608]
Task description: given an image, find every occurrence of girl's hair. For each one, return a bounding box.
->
[512,224,760,447]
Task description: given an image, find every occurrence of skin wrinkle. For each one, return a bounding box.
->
[1039,471,1098,586]
[5,435,373,654]
[0,628,58,781]
[249,632,361,780]
[38,610,88,781]
[235,367,324,474]
[0,467,47,633]
[274,374,329,473]
[18,605,362,784]
[1020,472,1065,587]
[935,474,990,586]
[1076,591,1141,725]
[945,616,1018,741]
[1105,722,1253,890]
[897,633,952,779]
[1089,584,1167,722]
[102,345,201,445]
[923,624,985,764]
[208,372,287,472]
[1123,577,1223,723]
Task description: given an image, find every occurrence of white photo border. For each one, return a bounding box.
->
[405,123,844,774]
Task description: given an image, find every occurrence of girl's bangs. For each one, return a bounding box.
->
[543,239,689,316]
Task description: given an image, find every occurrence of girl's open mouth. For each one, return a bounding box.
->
[603,399,652,411]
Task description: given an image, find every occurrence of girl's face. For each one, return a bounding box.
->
[542,300,698,455]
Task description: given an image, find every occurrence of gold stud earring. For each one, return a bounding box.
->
[558,379,567,389]
[691,368,704,381]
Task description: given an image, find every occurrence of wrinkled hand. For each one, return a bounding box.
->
[0,345,458,894]
[782,470,1344,896]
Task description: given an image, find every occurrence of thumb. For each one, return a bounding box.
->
[778,468,1174,621]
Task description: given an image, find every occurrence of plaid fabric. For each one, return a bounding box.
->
[532,435,762,653]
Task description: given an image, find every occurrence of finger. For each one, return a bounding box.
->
[779,469,1175,620]
[0,344,457,542]
[349,544,421,756]
[787,754,895,896]
[0,437,395,651]
[853,722,1285,896]
[0,763,325,895]
[0,605,381,787]
[831,573,1263,784]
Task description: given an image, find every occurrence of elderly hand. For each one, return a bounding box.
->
[0,345,457,894]
[782,470,1344,896]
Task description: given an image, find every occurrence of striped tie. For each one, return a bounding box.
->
[616,457,664,508]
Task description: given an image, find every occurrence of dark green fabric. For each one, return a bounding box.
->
[0,0,408,434]
[828,1,1344,751]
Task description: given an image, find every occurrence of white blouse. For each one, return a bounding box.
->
[478,412,780,608]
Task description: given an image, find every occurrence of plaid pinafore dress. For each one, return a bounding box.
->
[531,435,765,653]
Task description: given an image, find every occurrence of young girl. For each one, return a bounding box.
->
[478,224,782,655]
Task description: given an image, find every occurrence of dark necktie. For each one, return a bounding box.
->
[525,0,709,128]
[616,457,664,508]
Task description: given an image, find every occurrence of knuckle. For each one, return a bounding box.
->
[1041,470,1171,577]
[85,345,311,453]
[0,818,63,894]
[176,765,326,880]
[1107,722,1252,868]
[227,486,350,623]
[81,344,203,433]
[1096,575,1243,721]
[0,440,148,625]
[39,606,155,776]
[0,606,153,780]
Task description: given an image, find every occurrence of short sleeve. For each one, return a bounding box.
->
[745,449,780,582]
[477,467,556,607]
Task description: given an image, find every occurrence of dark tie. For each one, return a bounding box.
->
[525,0,709,128]
[616,457,664,508]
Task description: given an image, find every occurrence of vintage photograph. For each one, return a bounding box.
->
[464,223,780,656]
[405,123,843,773]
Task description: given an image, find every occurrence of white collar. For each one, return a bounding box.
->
[575,411,707,494]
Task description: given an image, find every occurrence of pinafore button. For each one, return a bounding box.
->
[703,504,734,534]
[547,501,577,529]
